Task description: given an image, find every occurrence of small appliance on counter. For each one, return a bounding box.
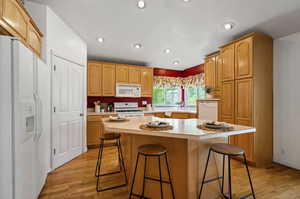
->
[116,84,141,98]
[197,99,219,121]
[114,102,144,117]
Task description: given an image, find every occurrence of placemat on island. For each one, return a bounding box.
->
[139,124,173,131]
[106,118,130,122]
[197,125,234,132]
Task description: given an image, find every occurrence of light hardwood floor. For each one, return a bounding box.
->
[39,148,300,199]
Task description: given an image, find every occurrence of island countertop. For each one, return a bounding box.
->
[103,116,256,140]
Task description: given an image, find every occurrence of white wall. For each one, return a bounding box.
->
[274,32,300,170]
[46,7,87,66]
[25,2,88,170]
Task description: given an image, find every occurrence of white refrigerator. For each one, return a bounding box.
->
[0,36,50,199]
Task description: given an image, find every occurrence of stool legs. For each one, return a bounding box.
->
[117,139,128,184]
[198,150,256,199]
[243,154,256,199]
[158,156,164,199]
[95,139,104,177]
[95,138,127,192]
[141,156,148,198]
[198,149,212,199]
[228,156,232,199]
[129,153,175,199]
[165,154,176,199]
[129,153,140,199]
[221,155,225,195]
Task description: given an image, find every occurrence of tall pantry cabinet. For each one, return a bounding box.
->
[219,33,273,167]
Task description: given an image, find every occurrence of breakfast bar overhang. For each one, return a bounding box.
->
[103,116,256,199]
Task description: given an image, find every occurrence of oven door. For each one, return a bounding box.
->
[116,84,141,97]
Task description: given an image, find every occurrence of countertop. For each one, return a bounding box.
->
[87,107,197,116]
[103,116,256,140]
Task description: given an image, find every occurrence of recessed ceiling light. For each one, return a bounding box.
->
[224,22,234,30]
[137,0,146,9]
[183,0,190,2]
[173,60,179,65]
[133,43,142,49]
[97,37,104,43]
[164,49,171,54]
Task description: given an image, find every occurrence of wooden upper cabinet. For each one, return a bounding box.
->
[221,80,235,121]
[235,78,253,124]
[141,67,153,97]
[204,56,216,89]
[102,63,116,96]
[215,54,223,91]
[128,65,141,84]
[116,64,129,83]
[88,62,102,96]
[2,0,28,41]
[235,37,253,79]
[27,21,41,57]
[221,44,235,81]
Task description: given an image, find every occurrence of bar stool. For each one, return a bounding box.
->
[198,143,255,199]
[129,144,175,199]
[95,133,128,192]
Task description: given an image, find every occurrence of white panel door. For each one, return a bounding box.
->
[52,56,84,169]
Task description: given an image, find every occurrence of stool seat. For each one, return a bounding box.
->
[99,133,121,141]
[211,143,245,156]
[138,144,167,156]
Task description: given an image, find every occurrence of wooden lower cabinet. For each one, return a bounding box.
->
[87,121,101,147]
[87,114,117,148]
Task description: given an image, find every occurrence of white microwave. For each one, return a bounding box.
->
[116,84,141,98]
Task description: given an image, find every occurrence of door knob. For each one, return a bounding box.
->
[80,113,84,117]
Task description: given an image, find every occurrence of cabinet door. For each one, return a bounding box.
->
[221,44,235,81]
[235,121,254,162]
[27,21,42,57]
[2,0,28,41]
[235,78,254,161]
[235,78,253,124]
[87,121,101,147]
[102,63,116,96]
[116,64,129,83]
[235,37,253,79]
[221,81,235,121]
[204,57,216,89]
[141,67,153,97]
[88,62,102,96]
[128,66,141,84]
[215,54,223,91]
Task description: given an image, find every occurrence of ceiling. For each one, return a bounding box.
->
[29,0,300,70]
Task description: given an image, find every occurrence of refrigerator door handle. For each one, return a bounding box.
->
[33,93,39,141]
[37,96,43,140]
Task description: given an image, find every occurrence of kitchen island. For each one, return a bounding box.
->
[103,116,256,199]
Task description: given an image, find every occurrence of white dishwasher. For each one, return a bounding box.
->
[197,100,219,121]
